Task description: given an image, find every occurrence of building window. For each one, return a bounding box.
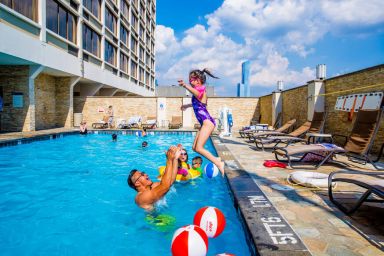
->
[83,0,100,19]
[146,33,150,47]
[139,46,144,61]
[131,12,138,31]
[139,2,144,17]
[105,40,116,66]
[130,36,137,54]
[120,53,129,73]
[146,14,150,28]
[120,0,129,19]
[151,58,154,70]
[151,42,154,52]
[145,53,149,65]
[139,67,144,83]
[120,25,129,46]
[83,24,100,57]
[145,72,149,85]
[1,0,38,21]
[105,7,116,34]
[130,60,137,78]
[46,0,77,43]
[139,46,144,60]
[139,24,144,39]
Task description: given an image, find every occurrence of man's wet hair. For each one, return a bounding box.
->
[127,169,139,191]
[142,141,148,147]
[112,133,117,141]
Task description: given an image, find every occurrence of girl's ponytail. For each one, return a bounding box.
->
[202,68,219,79]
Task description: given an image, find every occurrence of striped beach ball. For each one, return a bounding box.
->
[204,163,219,178]
[171,225,208,256]
[193,206,226,238]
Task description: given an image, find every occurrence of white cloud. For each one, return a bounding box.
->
[321,0,384,25]
[155,0,384,95]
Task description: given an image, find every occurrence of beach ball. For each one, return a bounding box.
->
[204,163,219,178]
[193,206,226,238]
[171,225,208,256]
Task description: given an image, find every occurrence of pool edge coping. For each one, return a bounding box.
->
[211,135,313,256]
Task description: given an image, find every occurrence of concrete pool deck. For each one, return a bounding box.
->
[1,128,383,255]
[213,134,384,256]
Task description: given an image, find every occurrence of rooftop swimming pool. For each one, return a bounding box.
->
[0,132,251,255]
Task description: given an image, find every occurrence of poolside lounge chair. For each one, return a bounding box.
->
[116,118,127,129]
[273,109,383,169]
[126,116,142,129]
[142,116,157,129]
[244,118,296,140]
[92,121,108,129]
[168,116,182,129]
[328,169,384,214]
[254,112,326,150]
[239,113,280,138]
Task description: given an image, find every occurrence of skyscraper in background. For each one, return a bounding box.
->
[237,83,242,97]
[242,60,251,97]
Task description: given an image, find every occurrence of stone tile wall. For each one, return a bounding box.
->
[35,74,57,130]
[325,65,384,153]
[166,98,183,121]
[282,85,308,127]
[259,95,272,125]
[74,97,158,123]
[55,77,72,128]
[0,66,30,132]
[74,97,259,129]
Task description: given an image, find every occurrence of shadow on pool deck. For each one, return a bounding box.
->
[214,134,384,256]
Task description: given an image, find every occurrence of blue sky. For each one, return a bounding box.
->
[155,0,384,96]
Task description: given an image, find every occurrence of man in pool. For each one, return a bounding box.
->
[127,144,181,210]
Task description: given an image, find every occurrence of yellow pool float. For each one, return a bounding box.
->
[158,164,202,182]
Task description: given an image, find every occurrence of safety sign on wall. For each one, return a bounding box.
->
[335,91,383,112]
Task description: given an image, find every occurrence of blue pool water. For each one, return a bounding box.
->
[0,133,251,255]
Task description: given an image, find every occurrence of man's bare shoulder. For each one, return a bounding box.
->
[135,182,161,208]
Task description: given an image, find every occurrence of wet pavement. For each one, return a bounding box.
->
[213,134,384,256]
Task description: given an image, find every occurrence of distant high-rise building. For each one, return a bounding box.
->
[242,60,251,97]
[237,83,242,97]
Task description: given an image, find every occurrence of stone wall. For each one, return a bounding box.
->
[35,74,57,130]
[282,85,308,127]
[325,65,384,153]
[74,97,158,124]
[55,77,73,128]
[74,97,259,129]
[0,66,30,132]
[208,98,259,128]
[166,98,183,121]
[259,95,272,125]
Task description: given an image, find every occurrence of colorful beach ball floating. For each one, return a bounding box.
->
[171,206,228,256]
[194,206,226,238]
[171,225,208,256]
[204,163,219,178]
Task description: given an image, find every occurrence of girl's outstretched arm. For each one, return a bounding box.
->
[181,104,192,111]
[178,80,201,99]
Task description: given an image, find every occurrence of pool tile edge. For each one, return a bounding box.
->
[211,135,312,256]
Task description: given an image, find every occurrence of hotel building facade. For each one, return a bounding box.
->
[0,0,156,131]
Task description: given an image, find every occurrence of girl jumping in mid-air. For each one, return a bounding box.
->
[178,69,225,176]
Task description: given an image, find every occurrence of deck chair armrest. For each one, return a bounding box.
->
[332,134,348,147]
[329,170,384,182]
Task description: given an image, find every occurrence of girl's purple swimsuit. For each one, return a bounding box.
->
[192,86,216,126]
